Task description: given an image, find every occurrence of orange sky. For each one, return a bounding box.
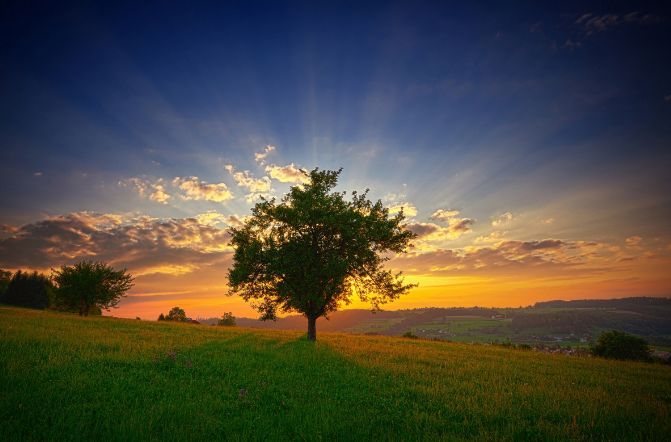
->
[1,145,670,320]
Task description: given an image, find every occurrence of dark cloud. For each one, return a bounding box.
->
[450,218,475,233]
[0,212,233,275]
[391,239,599,275]
[406,222,440,238]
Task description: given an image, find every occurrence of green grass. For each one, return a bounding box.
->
[1,306,670,441]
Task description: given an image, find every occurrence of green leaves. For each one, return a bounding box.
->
[228,168,417,337]
[51,260,134,316]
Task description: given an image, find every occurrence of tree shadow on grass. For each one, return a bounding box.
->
[3,327,670,441]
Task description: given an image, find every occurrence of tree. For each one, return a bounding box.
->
[165,306,187,322]
[0,268,11,297]
[51,261,134,316]
[228,168,416,341]
[158,313,166,321]
[1,270,53,309]
[591,330,652,361]
[218,312,236,326]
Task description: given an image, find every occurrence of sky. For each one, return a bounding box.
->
[1,1,670,320]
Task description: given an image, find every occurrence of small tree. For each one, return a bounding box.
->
[228,168,416,341]
[1,270,53,309]
[51,261,134,316]
[158,313,166,321]
[217,312,236,326]
[165,306,187,322]
[591,330,652,361]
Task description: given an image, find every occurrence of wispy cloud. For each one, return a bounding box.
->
[254,145,275,165]
[119,178,171,204]
[392,239,600,276]
[224,164,272,202]
[491,212,514,227]
[576,12,663,36]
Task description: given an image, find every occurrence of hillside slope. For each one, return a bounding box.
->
[226,297,671,347]
[1,306,670,440]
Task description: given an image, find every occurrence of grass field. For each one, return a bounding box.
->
[1,306,670,441]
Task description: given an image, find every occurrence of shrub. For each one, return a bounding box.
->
[591,330,651,361]
[217,312,236,326]
[402,330,419,339]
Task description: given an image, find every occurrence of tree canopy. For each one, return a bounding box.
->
[218,312,236,326]
[165,306,187,322]
[228,168,416,340]
[51,260,133,316]
[0,270,53,310]
[591,330,652,361]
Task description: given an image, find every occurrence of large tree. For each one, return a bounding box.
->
[228,168,416,340]
[51,261,134,316]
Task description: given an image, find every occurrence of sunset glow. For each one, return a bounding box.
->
[1,3,669,320]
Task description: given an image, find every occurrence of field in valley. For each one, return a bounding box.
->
[1,306,670,440]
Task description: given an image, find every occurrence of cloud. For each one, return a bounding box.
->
[491,212,514,227]
[389,202,418,218]
[120,178,172,204]
[625,236,643,248]
[33,172,43,177]
[430,209,461,222]
[194,211,228,226]
[0,212,234,275]
[405,222,440,238]
[405,217,474,245]
[475,230,506,244]
[424,209,474,240]
[265,163,310,184]
[172,177,234,202]
[254,145,275,165]
[391,238,605,276]
[576,12,663,35]
[224,164,273,202]
[195,211,248,228]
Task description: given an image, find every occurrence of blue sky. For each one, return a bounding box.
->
[1,1,670,317]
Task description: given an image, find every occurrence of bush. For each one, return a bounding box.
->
[402,330,419,339]
[217,312,236,326]
[591,330,651,361]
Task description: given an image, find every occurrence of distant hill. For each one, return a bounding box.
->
[209,297,671,347]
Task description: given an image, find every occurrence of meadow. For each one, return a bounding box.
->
[1,306,670,441]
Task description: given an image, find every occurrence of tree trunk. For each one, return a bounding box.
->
[307,315,317,341]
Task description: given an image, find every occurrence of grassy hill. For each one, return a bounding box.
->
[1,306,670,440]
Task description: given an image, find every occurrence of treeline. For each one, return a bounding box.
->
[534,297,671,309]
[157,306,236,326]
[0,261,133,316]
